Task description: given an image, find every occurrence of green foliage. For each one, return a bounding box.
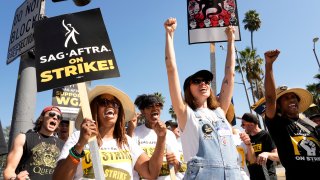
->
[305,73,320,116]
[169,105,177,120]
[243,10,261,32]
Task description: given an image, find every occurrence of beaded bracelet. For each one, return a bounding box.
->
[68,153,80,164]
[69,146,85,159]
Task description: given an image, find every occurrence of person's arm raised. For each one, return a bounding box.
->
[218,26,236,114]
[264,50,280,119]
[164,17,188,130]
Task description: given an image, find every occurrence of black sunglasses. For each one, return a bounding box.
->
[97,98,120,109]
[145,103,163,109]
[48,111,62,120]
[191,78,211,85]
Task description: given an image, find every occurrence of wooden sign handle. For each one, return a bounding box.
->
[77,82,105,179]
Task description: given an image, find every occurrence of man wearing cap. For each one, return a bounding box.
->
[264,49,320,179]
[4,106,64,180]
[241,113,279,180]
[132,94,183,179]
[165,120,180,139]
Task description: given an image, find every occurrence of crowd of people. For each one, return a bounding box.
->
[2,17,320,180]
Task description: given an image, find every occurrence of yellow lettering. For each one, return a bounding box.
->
[65,65,78,77]
[51,68,64,79]
[40,59,116,83]
[70,98,79,106]
[84,61,98,72]
[40,70,53,82]
[77,63,84,74]
[97,60,108,70]
[56,96,70,105]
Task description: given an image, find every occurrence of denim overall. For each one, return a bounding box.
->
[184,110,241,180]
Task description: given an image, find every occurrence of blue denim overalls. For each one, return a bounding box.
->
[184,109,241,180]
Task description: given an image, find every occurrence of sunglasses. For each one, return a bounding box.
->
[97,98,120,109]
[48,111,62,120]
[191,78,211,85]
[145,103,162,109]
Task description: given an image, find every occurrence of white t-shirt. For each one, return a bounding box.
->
[133,124,183,180]
[232,133,250,180]
[176,138,186,179]
[180,107,232,162]
[57,131,144,180]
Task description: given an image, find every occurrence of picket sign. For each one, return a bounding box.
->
[166,146,176,180]
[77,82,105,179]
[169,162,176,180]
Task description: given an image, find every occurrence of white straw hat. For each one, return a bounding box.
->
[75,85,135,129]
[251,86,313,114]
[275,86,313,113]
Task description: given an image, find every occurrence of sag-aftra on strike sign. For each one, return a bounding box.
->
[34,8,120,92]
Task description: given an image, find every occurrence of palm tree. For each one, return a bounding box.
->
[236,47,264,103]
[305,73,320,116]
[243,10,261,51]
[169,105,177,120]
[154,92,165,104]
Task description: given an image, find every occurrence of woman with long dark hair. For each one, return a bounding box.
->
[53,85,166,180]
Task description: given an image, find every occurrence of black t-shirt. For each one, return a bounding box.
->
[265,114,320,180]
[247,130,277,180]
[16,132,64,180]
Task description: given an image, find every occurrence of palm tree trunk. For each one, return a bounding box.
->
[255,80,260,99]
[251,31,254,51]
[249,82,256,104]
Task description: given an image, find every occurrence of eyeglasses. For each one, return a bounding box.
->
[97,98,120,109]
[48,112,62,120]
[191,78,211,85]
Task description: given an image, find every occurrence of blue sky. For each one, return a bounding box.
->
[1,0,319,129]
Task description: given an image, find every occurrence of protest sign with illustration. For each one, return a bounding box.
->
[187,0,241,44]
[34,8,119,92]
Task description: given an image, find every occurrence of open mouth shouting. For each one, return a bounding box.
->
[103,108,116,118]
[150,111,160,121]
[288,103,298,111]
[48,120,58,130]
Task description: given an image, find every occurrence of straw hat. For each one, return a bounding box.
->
[75,85,135,129]
[251,86,313,114]
[275,86,313,113]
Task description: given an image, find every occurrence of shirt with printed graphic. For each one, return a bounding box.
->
[247,130,277,180]
[57,131,144,180]
[17,132,64,180]
[266,114,320,179]
[232,134,250,180]
[132,124,182,180]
